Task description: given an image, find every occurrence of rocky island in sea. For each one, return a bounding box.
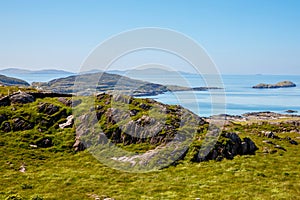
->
[252,80,296,89]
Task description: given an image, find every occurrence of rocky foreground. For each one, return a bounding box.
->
[1,90,299,169]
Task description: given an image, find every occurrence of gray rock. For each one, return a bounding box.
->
[59,115,74,129]
[1,122,11,132]
[12,118,33,131]
[264,131,277,139]
[37,138,52,148]
[274,145,287,151]
[38,103,60,115]
[0,114,7,125]
[262,140,274,144]
[9,92,35,104]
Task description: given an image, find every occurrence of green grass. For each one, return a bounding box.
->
[1,140,299,199]
[0,86,37,97]
[0,87,299,199]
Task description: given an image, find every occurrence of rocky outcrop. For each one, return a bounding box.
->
[253,81,296,89]
[59,115,74,129]
[12,118,33,131]
[193,132,258,162]
[9,92,35,104]
[57,97,82,107]
[38,103,60,115]
[0,91,72,106]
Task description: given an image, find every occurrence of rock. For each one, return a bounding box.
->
[59,115,74,129]
[0,114,7,124]
[9,92,35,104]
[264,131,278,139]
[262,140,274,144]
[38,103,60,115]
[242,137,258,154]
[58,97,71,106]
[285,137,298,145]
[58,97,82,107]
[289,140,298,145]
[195,132,258,162]
[19,163,26,173]
[37,138,52,148]
[253,81,296,89]
[73,139,86,152]
[1,122,11,132]
[12,118,33,131]
[274,145,287,151]
[285,110,298,113]
[262,147,270,154]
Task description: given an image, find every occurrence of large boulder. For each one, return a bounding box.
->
[9,92,35,104]
[38,103,60,115]
[59,115,74,129]
[12,118,33,131]
[193,132,258,162]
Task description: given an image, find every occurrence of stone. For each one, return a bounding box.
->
[38,103,60,115]
[37,138,52,148]
[198,132,258,162]
[289,140,298,145]
[58,97,82,107]
[264,131,277,139]
[0,114,7,124]
[19,164,26,173]
[9,92,35,104]
[73,140,86,152]
[1,122,11,132]
[12,118,33,131]
[59,115,74,129]
[274,145,287,151]
[285,110,298,113]
[262,140,274,144]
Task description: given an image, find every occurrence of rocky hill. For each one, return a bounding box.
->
[253,81,296,88]
[32,72,220,96]
[0,91,260,166]
[1,88,300,199]
[0,74,29,86]
[32,72,169,96]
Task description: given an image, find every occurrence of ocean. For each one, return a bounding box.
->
[133,74,300,117]
[9,71,300,117]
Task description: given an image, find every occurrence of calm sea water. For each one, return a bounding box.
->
[9,71,300,117]
[134,74,300,117]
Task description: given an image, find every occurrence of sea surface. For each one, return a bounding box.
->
[8,71,300,117]
[133,74,300,117]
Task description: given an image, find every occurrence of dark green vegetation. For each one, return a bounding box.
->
[0,75,29,87]
[0,87,299,199]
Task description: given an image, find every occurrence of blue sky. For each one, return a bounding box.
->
[0,0,299,74]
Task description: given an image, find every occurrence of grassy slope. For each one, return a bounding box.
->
[0,91,299,199]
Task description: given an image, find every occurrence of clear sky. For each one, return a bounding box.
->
[0,0,299,74]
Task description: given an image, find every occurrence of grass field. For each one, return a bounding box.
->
[0,91,299,199]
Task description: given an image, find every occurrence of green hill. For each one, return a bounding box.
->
[0,88,299,199]
[0,74,29,86]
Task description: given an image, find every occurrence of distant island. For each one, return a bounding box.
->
[0,74,29,86]
[253,81,296,89]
